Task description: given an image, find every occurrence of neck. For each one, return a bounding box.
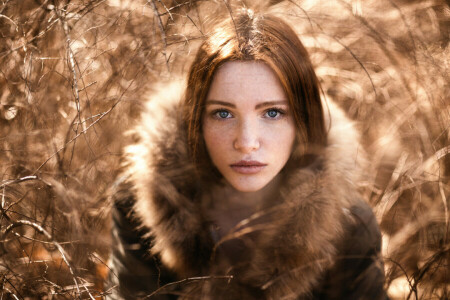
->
[204,173,284,236]
[225,173,283,209]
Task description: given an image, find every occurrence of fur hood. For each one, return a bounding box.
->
[121,80,367,299]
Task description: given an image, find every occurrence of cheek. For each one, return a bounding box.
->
[262,122,296,155]
[285,127,297,153]
[202,119,231,160]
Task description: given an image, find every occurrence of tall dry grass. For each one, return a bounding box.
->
[0,0,448,299]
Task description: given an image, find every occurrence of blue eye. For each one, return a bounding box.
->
[213,110,231,119]
[266,109,281,118]
[264,108,286,119]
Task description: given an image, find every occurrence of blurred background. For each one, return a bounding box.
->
[0,0,448,298]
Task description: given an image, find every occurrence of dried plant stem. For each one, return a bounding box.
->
[2,220,82,296]
[143,275,233,299]
[288,0,377,96]
[0,17,60,58]
[52,2,83,130]
[0,14,17,30]
[157,0,174,21]
[148,0,170,72]
[406,245,450,300]
[223,0,238,46]
[0,175,39,188]
[32,75,133,175]
[435,146,450,230]
[1,287,20,300]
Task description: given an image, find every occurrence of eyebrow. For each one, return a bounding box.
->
[206,100,288,109]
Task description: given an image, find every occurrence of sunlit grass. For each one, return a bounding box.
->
[0,0,448,298]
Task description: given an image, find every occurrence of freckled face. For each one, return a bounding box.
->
[202,61,296,192]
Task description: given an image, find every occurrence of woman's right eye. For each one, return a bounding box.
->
[212,110,232,119]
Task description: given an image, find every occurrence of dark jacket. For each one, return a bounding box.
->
[106,83,389,299]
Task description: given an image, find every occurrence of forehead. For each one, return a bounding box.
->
[207,61,287,102]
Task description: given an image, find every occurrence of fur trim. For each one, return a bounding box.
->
[123,81,365,298]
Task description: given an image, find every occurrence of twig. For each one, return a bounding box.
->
[40,277,63,292]
[73,112,103,125]
[330,38,377,98]
[1,188,30,224]
[0,176,39,189]
[73,278,96,300]
[222,0,239,47]
[434,146,450,230]
[2,288,19,300]
[52,2,83,132]
[71,0,108,27]
[338,0,416,104]
[24,51,33,104]
[78,81,97,92]
[159,1,206,16]
[0,14,18,31]
[1,275,24,300]
[157,0,173,21]
[0,0,12,15]
[288,1,377,97]
[384,257,416,297]
[2,220,81,295]
[407,244,450,300]
[0,17,60,58]
[375,152,408,218]
[32,75,131,175]
[102,284,118,294]
[10,232,78,245]
[186,13,204,35]
[142,275,233,299]
[53,1,100,167]
[147,0,170,72]
[261,257,331,290]
[52,4,82,170]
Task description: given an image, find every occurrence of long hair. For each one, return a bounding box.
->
[183,9,327,176]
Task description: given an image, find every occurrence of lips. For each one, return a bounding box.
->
[230,160,267,174]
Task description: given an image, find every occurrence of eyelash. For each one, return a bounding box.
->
[210,107,287,120]
[264,108,286,119]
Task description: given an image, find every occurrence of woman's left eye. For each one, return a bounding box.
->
[264,109,284,119]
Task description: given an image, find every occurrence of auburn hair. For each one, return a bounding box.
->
[183,9,327,176]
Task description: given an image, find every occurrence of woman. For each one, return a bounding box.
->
[107,10,388,300]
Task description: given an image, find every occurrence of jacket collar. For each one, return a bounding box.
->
[123,81,365,297]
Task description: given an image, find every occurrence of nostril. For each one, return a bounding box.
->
[233,120,260,152]
[233,138,260,153]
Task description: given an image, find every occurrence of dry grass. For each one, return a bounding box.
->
[0,0,448,299]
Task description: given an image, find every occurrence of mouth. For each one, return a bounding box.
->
[230,160,267,174]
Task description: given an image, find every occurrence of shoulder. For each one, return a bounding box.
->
[337,200,383,275]
[120,80,206,274]
[344,200,382,254]
[314,199,388,299]
[107,177,179,299]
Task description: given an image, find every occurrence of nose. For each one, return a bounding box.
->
[233,119,260,153]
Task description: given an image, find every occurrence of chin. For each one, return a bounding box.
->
[227,177,269,193]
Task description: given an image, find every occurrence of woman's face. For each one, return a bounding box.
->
[202,61,296,192]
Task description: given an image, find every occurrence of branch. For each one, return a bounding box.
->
[288,0,377,97]
[2,220,81,295]
[32,81,128,175]
[0,14,18,31]
[143,275,233,299]
[0,176,40,189]
[147,0,170,72]
[52,2,83,131]
[0,17,60,59]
